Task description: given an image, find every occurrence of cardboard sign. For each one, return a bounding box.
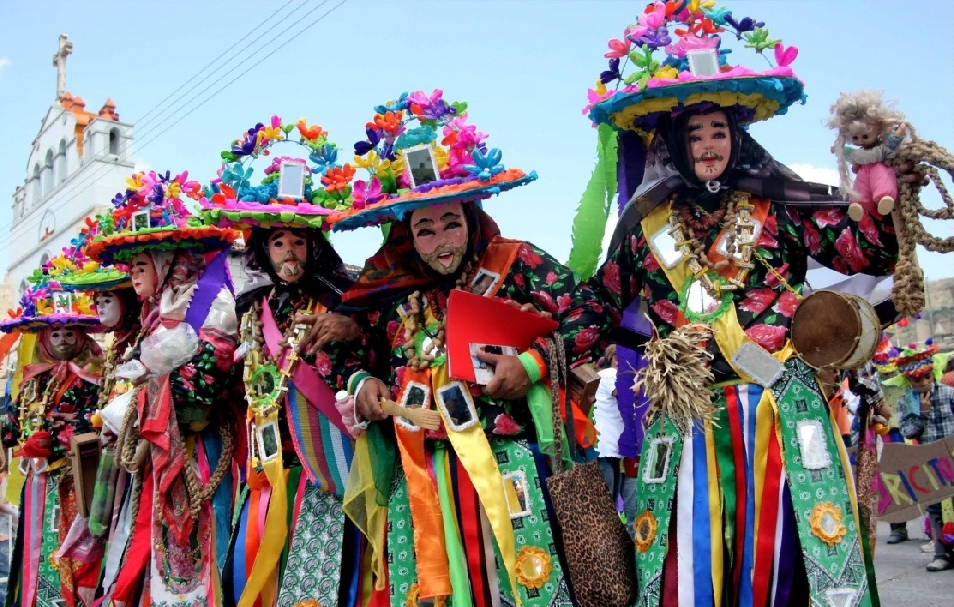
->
[445,289,558,383]
[872,435,954,523]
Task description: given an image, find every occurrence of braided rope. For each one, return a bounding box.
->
[182,422,235,521]
[888,139,954,317]
[117,388,143,473]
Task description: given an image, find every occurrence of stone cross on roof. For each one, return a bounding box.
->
[53,34,73,99]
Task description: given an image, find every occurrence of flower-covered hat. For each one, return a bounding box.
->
[198,116,353,231]
[43,216,131,292]
[86,170,238,266]
[585,0,806,139]
[330,89,537,232]
[891,338,939,379]
[0,273,101,334]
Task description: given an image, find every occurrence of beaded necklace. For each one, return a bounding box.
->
[402,256,478,370]
[669,190,757,298]
[240,295,312,417]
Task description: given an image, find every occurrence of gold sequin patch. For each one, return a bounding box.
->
[405,583,447,607]
[515,545,552,589]
[809,502,847,547]
[634,510,658,553]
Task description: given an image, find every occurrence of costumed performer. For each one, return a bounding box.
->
[328,89,591,606]
[48,217,145,602]
[1,274,103,607]
[888,340,954,572]
[199,116,368,607]
[565,2,901,605]
[85,170,239,606]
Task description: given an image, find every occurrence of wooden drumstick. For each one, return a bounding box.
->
[379,398,443,431]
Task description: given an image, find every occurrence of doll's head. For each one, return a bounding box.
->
[827,89,905,151]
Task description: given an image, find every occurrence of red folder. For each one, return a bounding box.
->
[445,289,559,382]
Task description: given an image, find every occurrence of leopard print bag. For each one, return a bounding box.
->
[543,337,637,607]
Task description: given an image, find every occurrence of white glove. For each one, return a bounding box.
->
[160,283,198,322]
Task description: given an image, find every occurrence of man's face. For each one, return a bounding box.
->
[49,327,79,359]
[267,229,307,283]
[410,203,468,275]
[909,374,934,394]
[94,292,123,328]
[687,110,732,182]
[129,252,157,299]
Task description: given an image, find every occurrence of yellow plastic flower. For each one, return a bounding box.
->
[261,125,284,142]
[653,65,679,80]
[126,173,145,190]
[389,156,405,177]
[80,261,100,273]
[432,145,449,171]
[688,0,714,13]
[165,180,182,200]
[352,151,392,176]
[595,79,607,96]
[37,301,53,316]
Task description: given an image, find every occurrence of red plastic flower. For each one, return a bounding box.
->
[321,164,356,194]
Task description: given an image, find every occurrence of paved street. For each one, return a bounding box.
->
[873,521,953,606]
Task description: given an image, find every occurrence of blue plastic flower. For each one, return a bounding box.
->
[462,148,504,181]
[354,128,381,157]
[221,163,253,190]
[374,92,409,115]
[396,126,437,150]
[310,144,339,173]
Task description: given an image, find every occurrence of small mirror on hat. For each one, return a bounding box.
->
[52,292,72,315]
[277,160,307,200]
[131,209,150,232]
[404,145,440,188]
[687,49,720,77]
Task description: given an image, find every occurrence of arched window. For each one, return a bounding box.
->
[108,127,121,156]
[56,139,68,184]
[43,149,54,197]
[32,163,42,205]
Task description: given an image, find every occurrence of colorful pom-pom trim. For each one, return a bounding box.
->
[331,168,537,231]
[86,226,238,266]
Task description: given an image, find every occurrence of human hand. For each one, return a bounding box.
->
[503,299,552,320]
[298,312,362,356]
[355,378,390,422]
[160,283,198,322]
[477,349,531,400]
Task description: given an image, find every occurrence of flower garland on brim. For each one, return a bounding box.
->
[584,0,806,137]
[87,170,237,266]
[35,219,131,292]
[329,89,537,233]
[891,338,938,379]
[1,277,101,334]
[198,116,353,231]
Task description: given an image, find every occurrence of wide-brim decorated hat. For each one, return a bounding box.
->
[198,117,353,231]
[329,89,537,232]
[891,338,939,379]
[1,275,102,334]
[86,170,238,266]
[584,1,806,139]
[45,215,131,292]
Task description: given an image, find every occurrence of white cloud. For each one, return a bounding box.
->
[0,58,10,77]
[789,163,839,187]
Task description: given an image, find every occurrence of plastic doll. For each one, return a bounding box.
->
[828,89,912,221]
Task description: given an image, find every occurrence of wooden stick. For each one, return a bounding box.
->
[380,398,443,431]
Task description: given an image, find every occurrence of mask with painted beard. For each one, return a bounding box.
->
[419,243,468,276]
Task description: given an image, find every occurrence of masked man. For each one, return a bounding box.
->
[563,4,900,605]
[199,117,367,607]
[1,281,103,607]
[327,91,593,607]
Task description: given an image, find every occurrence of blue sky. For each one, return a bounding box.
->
[0,0,951,281]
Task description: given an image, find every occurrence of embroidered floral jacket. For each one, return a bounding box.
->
[562,197,898,382]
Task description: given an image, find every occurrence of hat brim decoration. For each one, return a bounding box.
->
[87,170,238,266]
[891,339,939,379]
[43,216,133,292]
[198,117,352,231]
[1,281,102,334]
[585,1,806,139]
[329,89,537,232]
